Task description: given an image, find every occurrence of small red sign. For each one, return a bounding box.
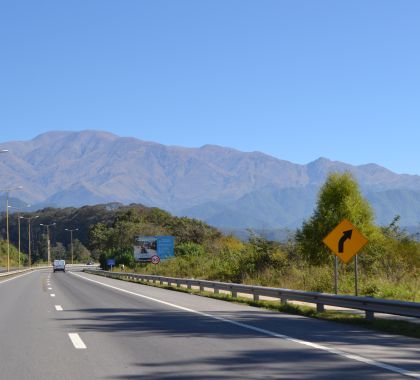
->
[151,255,160,265]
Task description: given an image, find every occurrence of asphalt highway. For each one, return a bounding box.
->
[0,269,419,379]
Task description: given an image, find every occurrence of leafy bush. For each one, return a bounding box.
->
[175,242,205,257]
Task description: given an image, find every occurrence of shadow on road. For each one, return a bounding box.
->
[56,307,416,379]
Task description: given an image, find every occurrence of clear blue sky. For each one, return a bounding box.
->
[1,1,419,174]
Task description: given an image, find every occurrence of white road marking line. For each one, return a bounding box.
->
[70,272,420,379]
[50,294,55,297]
[48,287,52,290]
[68,333,87,349]
[55,305,63,311]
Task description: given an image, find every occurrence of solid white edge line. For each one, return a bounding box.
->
[55,305,63,311]
[68,333,87,349]
[69,272,420,379]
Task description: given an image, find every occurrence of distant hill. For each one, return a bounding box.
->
[1,130,420,228]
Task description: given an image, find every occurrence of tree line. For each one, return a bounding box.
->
[0,173,418,300]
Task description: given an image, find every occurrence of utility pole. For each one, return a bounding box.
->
[65,228,79,265]
[20,215,39,268]
[40,223,56,266]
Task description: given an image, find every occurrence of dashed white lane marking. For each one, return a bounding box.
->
[48,287,52,290]
[55,305,63,311]
[68,333,87,349]
[50,294,55,297]
[70,272,420,379]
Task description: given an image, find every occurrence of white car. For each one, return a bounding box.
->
[53,259,66,273]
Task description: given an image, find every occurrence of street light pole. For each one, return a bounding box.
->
[9,204,30,270]
[18,213,20,270]
[40,223,56,266]
[0,150,9,269]
[20,215,39,268]
[65,228,79,264]
[6,193,9,271]
[1,186,22,271]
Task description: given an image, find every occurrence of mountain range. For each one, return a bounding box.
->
[1,130,420,229]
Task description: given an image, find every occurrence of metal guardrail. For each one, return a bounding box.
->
[0,266,52,278]
[0,264,98,278]
[84,269,420,321]
[0,268,32,277]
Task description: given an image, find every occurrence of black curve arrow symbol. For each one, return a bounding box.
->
[338,230,353,253]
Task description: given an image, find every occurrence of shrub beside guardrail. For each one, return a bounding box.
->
[84,269,420,321]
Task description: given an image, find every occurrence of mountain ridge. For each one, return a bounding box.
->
[1,130,419,228]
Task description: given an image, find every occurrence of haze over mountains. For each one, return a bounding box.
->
[1,130,420,229]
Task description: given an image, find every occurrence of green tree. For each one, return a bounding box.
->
[89,223,111,253]
[51,242,66,260]
[296,172,376,264]
[67,239,91,262]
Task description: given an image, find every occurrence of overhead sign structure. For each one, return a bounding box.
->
[323,219,368,264]
[133,236,174,263]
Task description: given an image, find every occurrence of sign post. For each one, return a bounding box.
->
[323,219,368,295]
[334,256,338,294]
[355,254,359,296]
[107,258,116,271]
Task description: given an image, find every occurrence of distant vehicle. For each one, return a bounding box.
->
[86,261,94,265]
[53,259,66,272]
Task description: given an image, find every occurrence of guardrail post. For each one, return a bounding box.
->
[316,303,325,312]
[231,289,237,298]
[199,283,204,291]
[253,293,259,302]
[160,278,163,285]
[187,281,192,289]
[176,280,181,288]
[214,286,219,294]
[280,297,287,305]
[365,310,375,321]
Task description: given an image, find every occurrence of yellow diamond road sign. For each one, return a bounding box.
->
[323,219,368,264]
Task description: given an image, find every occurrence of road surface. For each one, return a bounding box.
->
[0,269,418,379]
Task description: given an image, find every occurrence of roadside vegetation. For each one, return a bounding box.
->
[0,172,419,301]
[87,173,419,301]
[0,240,26,268]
